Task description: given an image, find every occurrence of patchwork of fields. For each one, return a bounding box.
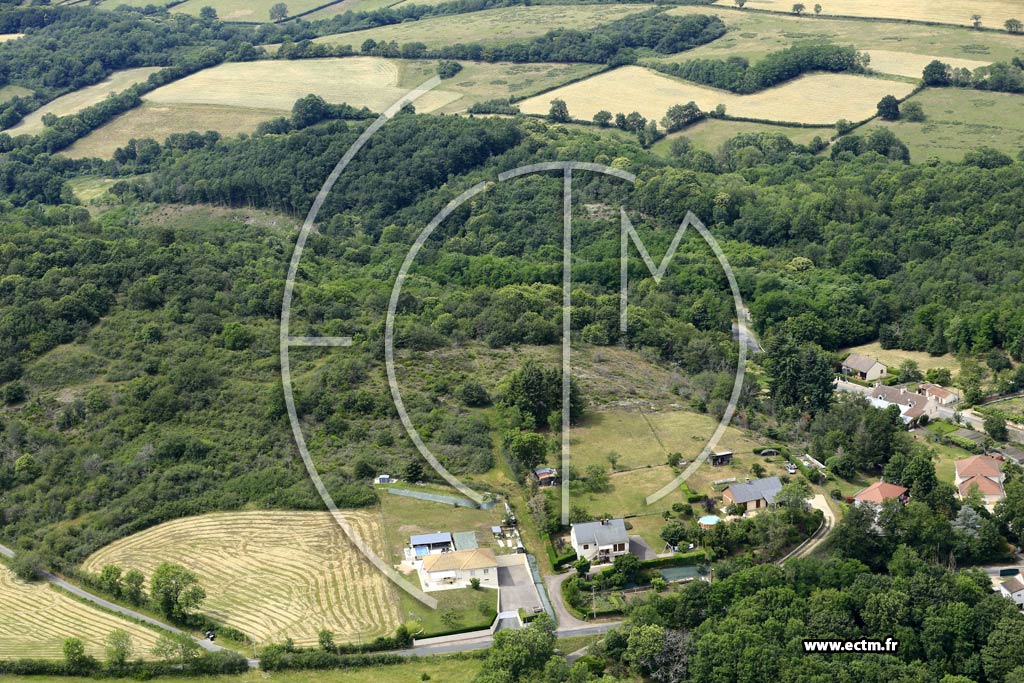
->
[662,5,1024,64]
[716,0,1024,30]
[0,565,161,660]
[519,66,916,125]
[314,4,648,49]
[83,511,402,647]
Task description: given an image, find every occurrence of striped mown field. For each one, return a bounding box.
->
[0,565,162,660]
[83,511,401,647]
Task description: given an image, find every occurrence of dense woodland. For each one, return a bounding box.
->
[655,43,866,93]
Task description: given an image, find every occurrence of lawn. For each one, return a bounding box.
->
[377,483,506,565]
[660,4,1024,64]
[314,4,648,49]
[860,88,1024,162]
[0,565,163,660]
[5,657,483,683]
[398,582,497,638]
[568,408,766,471]
[519,66,914,125]
[6,67,161,135]
[651,119,832,156]
[839,340,961,376]
[82,511,402,647]
[713,0,1024,30]
[911,429,975,482]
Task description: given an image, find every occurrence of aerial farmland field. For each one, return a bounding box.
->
[5,67,161,135]
[519,66,915,125]
[714,0,1024,29]
[0,565,162,660]
[82,511,401,647]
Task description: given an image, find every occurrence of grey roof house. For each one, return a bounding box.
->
[570,518,630,564]
[722,476,783,512]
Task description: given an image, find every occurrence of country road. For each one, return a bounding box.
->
[0,542,252,664]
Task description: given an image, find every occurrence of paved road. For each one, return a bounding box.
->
[0,542,255,664]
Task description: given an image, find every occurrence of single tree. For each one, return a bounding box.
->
[318,629,335,651]
[122,569,145,605]
[876,94,900,120]
[593,110,613,127]
[985,413,1008,441]
[971,13,982,29]
[814,3,822,14]
[922,59,951,86]
[792,3,806,15]
[105,629,133,667]
[1006,18,1023,33]
[735,0,746,6]
[98,565,123,597]
[63,637,92,673]
[150,562,206,621]
[901,101,926,121]
[548,98,570,123]
[198,6,218,21]
[270,2,288,21]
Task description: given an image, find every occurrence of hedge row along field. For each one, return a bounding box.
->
[717,0,1024,30]
[82,511,401,648]
[0,565,161,660]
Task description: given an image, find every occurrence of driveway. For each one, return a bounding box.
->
[544,571,591,630]
[497,559,542,614]
[778,494,836,562]
[628,535,657,561]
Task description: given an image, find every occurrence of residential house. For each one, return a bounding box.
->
[420,548,498,591]
[722,476,783,513]
[842,353,887,381]
[709,450,733,467]
[533,467,558,487]
[853,481,908,508]
[570,518,630,564]
[409,532,454,558]
[869,385,936,425]
[1000,576,1024,608]
[374,474,392,485]
[919,383,958,406]
[955,454,1006,507]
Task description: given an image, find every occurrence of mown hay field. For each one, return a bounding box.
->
[864,50,989,78]
[6,67,161,135]
[860,88,1024,162]
[652,118,832,155]
[304,0,414,20]
[714,0,1024,30]
[314,4,648,49]
[0,33,23,41]
[63,102,281,159]
[519,66,915,124]
[143,57,460,112]
[0,565,162,660]
[82,511,402,648]
[661,5,1024,64]
[98,0,327,21]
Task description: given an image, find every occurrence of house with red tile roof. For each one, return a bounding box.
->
[955,454,1005,507]
[853,481,908,507]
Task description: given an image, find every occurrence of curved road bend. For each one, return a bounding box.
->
[0,542,255,665]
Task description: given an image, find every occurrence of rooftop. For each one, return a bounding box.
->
[843,353,884,373]
[572,518,629,546]
[854,481,907,504]
[955,454,1002,479]
[410,532,453,547]
[422,547,497,573]
[725,476,783,505]
[1002,576,1024,594]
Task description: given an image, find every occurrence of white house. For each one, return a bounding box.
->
[420,548,498,591]
[869,385,936,425]
[1000,576,1024,608]
[842,353,887,381]
[570,518,629,564]
[919,383,958,406]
